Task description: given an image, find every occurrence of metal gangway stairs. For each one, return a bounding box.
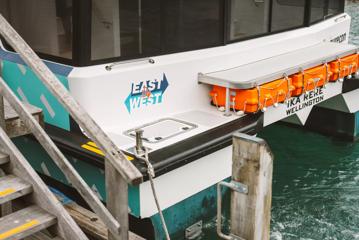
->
[0,14,143,240]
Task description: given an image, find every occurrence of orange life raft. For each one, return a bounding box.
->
[329,53,359,81]
[209,52,359,113]
[210,76,295,113]
[291,64,332,96]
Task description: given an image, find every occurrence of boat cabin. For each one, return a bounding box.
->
[0,1,358,239]
[0,0,345,66]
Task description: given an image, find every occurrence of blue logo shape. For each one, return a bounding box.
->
[125,74,169,113]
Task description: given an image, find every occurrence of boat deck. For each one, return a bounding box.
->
[198,42,358,89]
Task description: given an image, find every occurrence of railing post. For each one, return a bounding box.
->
[105,160,129,240]
[0,59,10,217]
[230,133,273,240]
[0,60,5,130]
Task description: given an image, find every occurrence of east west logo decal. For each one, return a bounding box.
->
[125,74,169,113]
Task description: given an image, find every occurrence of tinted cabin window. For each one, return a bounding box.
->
[162,0,222,52]
[0,0,73,59]
[327,0,342,17]
[91,0,223,60]
[91,0,122,60]
[311,0,342,24]
[91,0,162,60]
[228,0,270,41]
[271,0,306,32]
[311,0,326,23]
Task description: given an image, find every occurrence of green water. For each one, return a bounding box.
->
[267,3,359,239]
[202,124,359,240]
[347,1,359,45]
[263,125,359,240]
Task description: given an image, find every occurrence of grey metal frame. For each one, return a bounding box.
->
[217,181,247,240]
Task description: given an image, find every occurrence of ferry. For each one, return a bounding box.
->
[0,0,358,239]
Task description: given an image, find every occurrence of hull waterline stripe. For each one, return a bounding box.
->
[81,142,134,160]
[81,144,105,156]
[87,141,99,148]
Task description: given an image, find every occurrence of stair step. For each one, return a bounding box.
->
[24,231,64,240]
[0,153,9,165]
[4,100,43,138]
[0,175,32,205]
[0,205,56,240]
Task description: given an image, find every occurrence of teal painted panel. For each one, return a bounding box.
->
[14,137,69,183]
[150,179,231,240]
[14,137,230,240]
[13,137,141,217]
[2,61,70,130]
[14,136,232,239]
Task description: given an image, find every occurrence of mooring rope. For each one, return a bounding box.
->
[142,150,171,240]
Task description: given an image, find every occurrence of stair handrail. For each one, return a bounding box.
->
[0,14,142,239]
[0,74,125,236]
[0,114,89,240]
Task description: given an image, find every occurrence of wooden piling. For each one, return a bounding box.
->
[105,160,129,240]
[230,133,273,240]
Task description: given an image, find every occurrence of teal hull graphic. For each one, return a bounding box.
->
[13,136,229,239]
[2,60,71,130]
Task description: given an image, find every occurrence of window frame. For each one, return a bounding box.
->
[226,0,309,44]
[79,0,344,66]
[83,0,345,67]
[72,0,92,66]
[306,0,345,25]
[33,0,93,67]
[226,0,272,43]
[1,0,345,67]
[86,0,226,67]
[1,0,77,66]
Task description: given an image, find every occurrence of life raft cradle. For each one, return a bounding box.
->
[198,42,359,114]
